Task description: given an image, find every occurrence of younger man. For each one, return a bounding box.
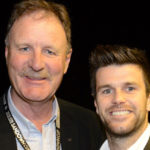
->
[89,45,150,150]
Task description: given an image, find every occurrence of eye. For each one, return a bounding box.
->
[102,89,112,94]
[126,86,135,92]
[19,47,30,52]
[44,49,56,55]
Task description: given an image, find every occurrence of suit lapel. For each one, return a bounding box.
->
[58,100,79,150]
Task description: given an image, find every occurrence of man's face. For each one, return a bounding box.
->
[95,64,150,137]
[5,11,72,102]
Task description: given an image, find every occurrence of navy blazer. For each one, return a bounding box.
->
[0,95,105,150]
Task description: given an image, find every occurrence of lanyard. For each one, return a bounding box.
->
[3,94,61,150]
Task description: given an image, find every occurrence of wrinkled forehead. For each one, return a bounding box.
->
[6,10,64,43]
[15,10,59,25]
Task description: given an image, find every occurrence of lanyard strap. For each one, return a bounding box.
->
[3,94,61,150]
[56,106,60,150]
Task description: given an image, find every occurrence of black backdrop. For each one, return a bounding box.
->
[0,0,149,110]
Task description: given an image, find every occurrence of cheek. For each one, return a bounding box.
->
[8,55,24,73]
[95,98,107,115]
[46,58,66,74]
[7,53,28,81]
[131,94,147,108]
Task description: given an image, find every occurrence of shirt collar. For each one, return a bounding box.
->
[128,124,150,150]
[100,140,110,150]
[100,124,150,150]
[7,86,58,131]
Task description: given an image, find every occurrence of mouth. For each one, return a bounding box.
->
[24,76,48,84]
[110,110,131,116]
[25,76,46,80]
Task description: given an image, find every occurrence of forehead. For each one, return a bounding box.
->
[10,10,64,34]
[96,64,145,86]
[8,10,67,49]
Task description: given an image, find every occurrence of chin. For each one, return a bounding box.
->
[106,125,135,138]
[22,91,52,102]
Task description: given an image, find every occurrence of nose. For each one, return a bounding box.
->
[29,50,44,71]
[112,89,126,104]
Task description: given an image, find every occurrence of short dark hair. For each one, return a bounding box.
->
[5,0,71,50]
[89,44,150,98]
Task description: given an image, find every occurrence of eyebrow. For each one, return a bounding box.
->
[96,82,139,92]
[124,82,139,86]
[15,42,57,51]
[14,42,30,48]
[96,84,112,92]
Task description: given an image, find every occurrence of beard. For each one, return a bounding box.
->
[101,112,147,139]
[104,122,137,138]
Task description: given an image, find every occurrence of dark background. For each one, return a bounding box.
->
[0,0,149,110]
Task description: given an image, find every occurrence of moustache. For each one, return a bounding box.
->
[107,104,133,112]
[19,68,51,80]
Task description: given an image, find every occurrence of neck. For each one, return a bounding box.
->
[10,89,54,132]
[106,122,148,150]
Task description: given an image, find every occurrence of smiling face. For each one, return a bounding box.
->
[5,11,72,103]
[95,64,150,138]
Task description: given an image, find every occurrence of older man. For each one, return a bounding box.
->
[0,0,105,150]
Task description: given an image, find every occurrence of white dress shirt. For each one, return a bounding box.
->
[7,87,61,150]
[100,124,150,150]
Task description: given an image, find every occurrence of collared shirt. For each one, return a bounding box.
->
[7,87,60,150]
[100,124,150,150]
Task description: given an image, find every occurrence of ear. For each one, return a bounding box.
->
[94,100,99,115]
[5,46,9,65]
[5,46,8,59]
[146,94,150,111]
[64,48,72,74]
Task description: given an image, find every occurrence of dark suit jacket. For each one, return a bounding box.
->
[0,94,105,150]
[144,138,150,150]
